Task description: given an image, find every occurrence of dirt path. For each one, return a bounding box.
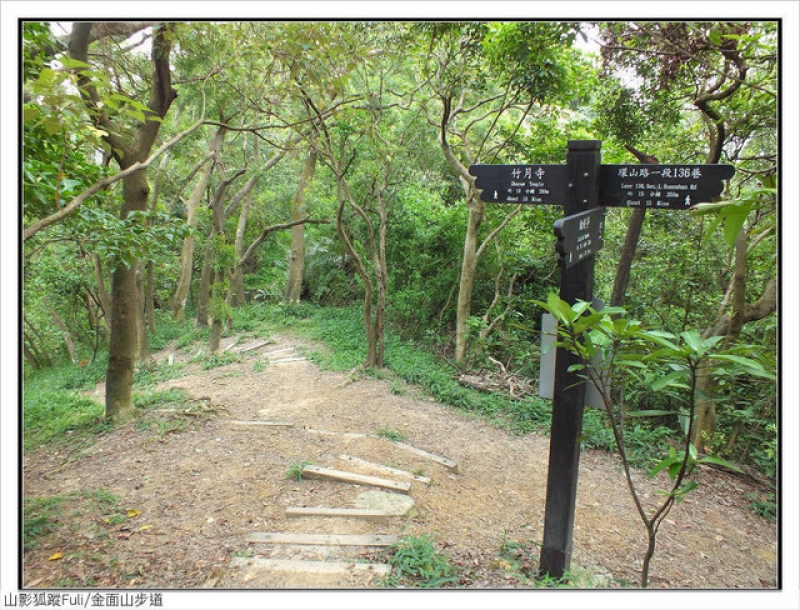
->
[22,333,777,589]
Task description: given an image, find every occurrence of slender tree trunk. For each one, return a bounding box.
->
[207,268,224,354]
[23,316,52,367]
[230,189,253,308]
[91,253,112,329]
[135,264,152,365]
[610,208,646,308]
[285,151,317,303]
[454,196,484,363]
[23,340,42,370]
[195,241,213,328]
[173,128,225,322]
[694,228,747,449]
[145,261,156,333]
[610,146,658,308]
[49,311,78,363]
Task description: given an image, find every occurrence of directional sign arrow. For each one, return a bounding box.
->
[469,164,568,204]
[600,164,735,210]
[553,207,606,269]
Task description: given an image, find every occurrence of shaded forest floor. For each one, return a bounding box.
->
[22,332,777,590]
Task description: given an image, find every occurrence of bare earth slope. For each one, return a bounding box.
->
[22,334,777,589]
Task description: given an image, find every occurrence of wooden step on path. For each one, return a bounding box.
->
[269,357,309,366]
[301,465,411,493]
[338,454,431,484]
[392,441,460,474]
[230,556,391,576]
[247,532,398,547]
[226,420,294,427]
[304,428,368,439]
[285,507,397,522]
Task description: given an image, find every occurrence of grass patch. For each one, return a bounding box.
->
[747,492,776,521]
[381,535,459,588]
[133,388,192,410]
[23,495,65,551]
[23,386,108,452]
[194,351,241,370]
[376,427,405,442]
[23,489,124,552]
[285,461,312,481]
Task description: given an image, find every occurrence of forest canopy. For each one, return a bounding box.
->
[18,19,778,480]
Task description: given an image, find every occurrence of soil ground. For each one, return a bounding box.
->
[22,333,777,590]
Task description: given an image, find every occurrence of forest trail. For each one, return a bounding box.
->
[23,333,777,589]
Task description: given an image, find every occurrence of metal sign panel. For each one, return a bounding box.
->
[469,164,568,204]
[600,164,735,210]
[539,312,610,409]
[553,207,606,269]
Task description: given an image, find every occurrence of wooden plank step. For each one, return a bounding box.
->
[230,557,391,576]
[304,428,367,439]
[227,420,294,427]
[301,465,411,493]
[392,442,460,473]
[260,346,296,355]
[285,507,395,522]
[270,357,308,365]
[235,340,277,353]
[338,454,431,484]
[247,532,398,546]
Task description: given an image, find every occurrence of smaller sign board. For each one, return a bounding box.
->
[600,164,735,210]
[469,164,568,204]
[539,310,610,409]
[553,207,605,269]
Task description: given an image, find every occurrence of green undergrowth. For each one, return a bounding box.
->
[23,304,687,475]
[381,535,459,588]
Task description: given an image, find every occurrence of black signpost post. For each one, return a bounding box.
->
[469,140,734,579]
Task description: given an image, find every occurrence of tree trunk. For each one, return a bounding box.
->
[693,232,776,449]
[285,151,317,303]
[208,268,224,354]
[106,169,151,423]
[23,316,52,367]
[230,188,253,308]
[135,263,152,365]
[610,145,658,308]
[145,260,156,333]
[195,240,213,328]
[610,208,646,308]
[91,253,112,329]
[173,127,225,322]
[50,312,78,365]
[454,196,484,363]
[69,22,177,424]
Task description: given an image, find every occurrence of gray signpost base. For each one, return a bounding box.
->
[538,140,601,578]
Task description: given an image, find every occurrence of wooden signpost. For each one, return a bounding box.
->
[469,140,733,578]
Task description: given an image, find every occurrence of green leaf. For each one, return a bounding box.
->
[697,455,743,474]
[628,410,675,418]
[650,370,689,392]
[42,116,62,135]
[680,329,705,353]
[723,209,750,247]
[23,105,41,122]
[57,56,93,70]
[712,354,775,379]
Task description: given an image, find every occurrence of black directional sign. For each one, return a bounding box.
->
[600,164,735,210]
[553,207,606,269]
[469,164,568,204]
